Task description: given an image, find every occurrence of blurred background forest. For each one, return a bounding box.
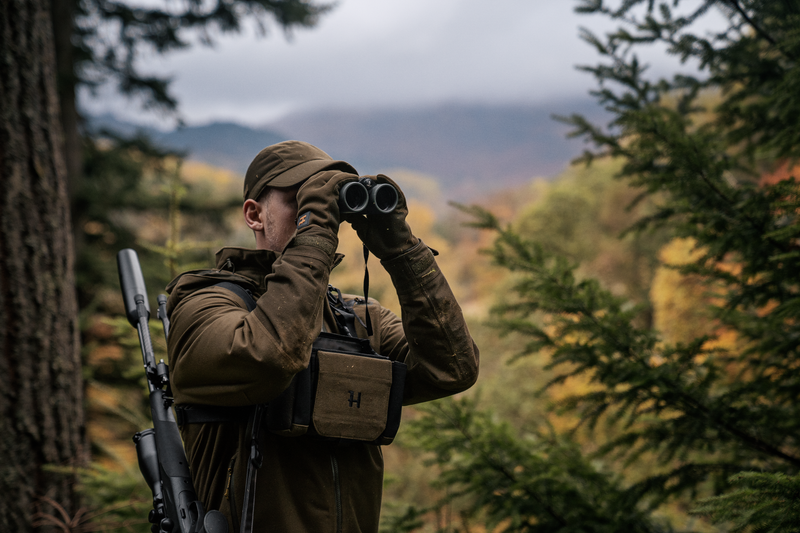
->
[4,0,800,532]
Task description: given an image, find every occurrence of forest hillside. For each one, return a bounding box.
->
[16,3,799,532]
[74,146,684,531]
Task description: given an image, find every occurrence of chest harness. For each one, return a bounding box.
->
[174,279,406,533]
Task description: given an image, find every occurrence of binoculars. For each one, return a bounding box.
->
[339,178,399,215]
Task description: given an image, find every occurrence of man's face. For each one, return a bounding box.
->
[261,185,299,252]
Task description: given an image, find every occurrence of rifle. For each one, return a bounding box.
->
[117,248,228,533]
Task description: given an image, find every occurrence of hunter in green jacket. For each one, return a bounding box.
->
[166,140,479,533]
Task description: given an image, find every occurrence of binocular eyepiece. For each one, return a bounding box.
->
[339,178,399,215]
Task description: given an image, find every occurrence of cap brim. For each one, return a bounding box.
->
[267,159,355,188]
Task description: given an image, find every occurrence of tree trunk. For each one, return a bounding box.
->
[50,0,81,200]
[0,0,87,530]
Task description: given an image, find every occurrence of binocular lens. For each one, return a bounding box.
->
[338,179,399,215]
[340,182,370,213]
[370,184,399,214]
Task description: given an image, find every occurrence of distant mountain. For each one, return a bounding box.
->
[160,122,285,174]
[89,100,605,197]
[269,101,602,193]
[88,114,285,175]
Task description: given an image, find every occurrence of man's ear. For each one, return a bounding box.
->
[243,199,263,231]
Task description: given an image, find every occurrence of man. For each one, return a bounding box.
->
[165,140,479,532]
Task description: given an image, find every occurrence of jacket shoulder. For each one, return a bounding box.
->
[166,269,257,315]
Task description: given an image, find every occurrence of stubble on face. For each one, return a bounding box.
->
[261,186,299,252]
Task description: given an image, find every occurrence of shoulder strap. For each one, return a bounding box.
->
[212,281,260,533]
[215,281,257,312]
[240,403,266,533]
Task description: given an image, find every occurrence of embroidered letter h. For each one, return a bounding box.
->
[348,390,362,408]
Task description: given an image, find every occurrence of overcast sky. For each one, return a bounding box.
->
[81,0,728,129]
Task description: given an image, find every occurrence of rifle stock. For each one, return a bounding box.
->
[117,249,228,533]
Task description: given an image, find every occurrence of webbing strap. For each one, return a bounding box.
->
[362,245,373,337]
[215,282,257,312]
[327,287,357,337]
[240,403,266,533]
[212,282,261,533]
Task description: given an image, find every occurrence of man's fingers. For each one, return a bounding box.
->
[344,213,368,233]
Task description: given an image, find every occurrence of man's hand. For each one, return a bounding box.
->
[290,170,357,258]
[295,170,357,236]
[344,174,419,260]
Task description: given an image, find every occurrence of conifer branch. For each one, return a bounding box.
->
[724,0,774,42]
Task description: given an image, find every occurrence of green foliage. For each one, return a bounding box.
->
[510,159,669,306]
[568,0,800,163]
[38,463,150,532]
[405,397,666,533]
[466,202,800,498]
[137,159,223,280]
[76,133,237,308]
[408,2,800,531]
[380,505,428,533]
[71,463,151,533]
[75,133,176,306]
[73,0,332,113]
[693,472,800,532]
[558,1,800,488]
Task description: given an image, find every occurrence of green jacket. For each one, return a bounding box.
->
[166,242,479,533]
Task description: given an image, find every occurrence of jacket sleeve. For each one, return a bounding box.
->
[168,243,335,407]
[370,241,480,405]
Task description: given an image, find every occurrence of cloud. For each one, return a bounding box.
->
[81,0,727,127]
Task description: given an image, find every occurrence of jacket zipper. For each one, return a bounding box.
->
[330,452,342,533]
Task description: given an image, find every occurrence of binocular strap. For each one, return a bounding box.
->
[362,244,373,337]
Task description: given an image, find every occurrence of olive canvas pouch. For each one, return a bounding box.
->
[265,332,406,444]
[311,350,393,441]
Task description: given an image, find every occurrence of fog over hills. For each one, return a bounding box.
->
[88,115,286,173]
[90,99,603,198]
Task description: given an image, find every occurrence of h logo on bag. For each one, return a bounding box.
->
[348,390,362,408]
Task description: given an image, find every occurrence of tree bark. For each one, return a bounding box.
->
[0,0,87,530]
[50,0,81,201]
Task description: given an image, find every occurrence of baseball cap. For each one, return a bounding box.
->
[243,140,357,201]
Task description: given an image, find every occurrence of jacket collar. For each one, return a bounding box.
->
[215,247,279,285]
[214,246,344,292]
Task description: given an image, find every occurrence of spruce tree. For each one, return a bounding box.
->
[402,1,800,531]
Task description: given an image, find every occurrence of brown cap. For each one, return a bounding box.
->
[243,140,357,201]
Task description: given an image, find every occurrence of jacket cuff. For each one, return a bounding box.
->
[286,231,338,266]
[381,240,440,294]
